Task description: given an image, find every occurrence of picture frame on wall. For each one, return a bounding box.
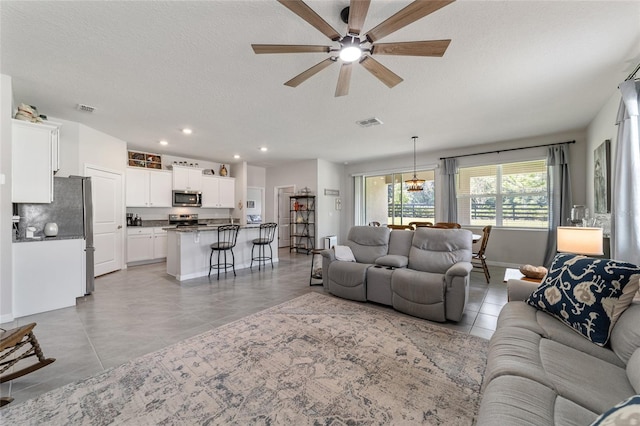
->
[247,200,256,209]
[594,139,611,213]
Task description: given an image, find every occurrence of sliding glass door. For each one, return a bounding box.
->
[364,170,435,226]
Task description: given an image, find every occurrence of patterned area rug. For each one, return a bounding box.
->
[1,293,488,425]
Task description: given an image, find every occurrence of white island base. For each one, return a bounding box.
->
[166,226,279,281]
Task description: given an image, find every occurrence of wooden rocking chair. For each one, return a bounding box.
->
[1,323,55,406]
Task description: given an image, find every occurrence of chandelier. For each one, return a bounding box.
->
[405,136,425,192]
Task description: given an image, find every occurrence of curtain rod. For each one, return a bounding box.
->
[439,140,576,161]
[625,62,640,81]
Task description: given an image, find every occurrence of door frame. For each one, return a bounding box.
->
[84,163,126,272]
[274,185,296,248]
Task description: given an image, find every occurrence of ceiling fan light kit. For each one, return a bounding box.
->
[252,0,455,97]
[338,36,362,62]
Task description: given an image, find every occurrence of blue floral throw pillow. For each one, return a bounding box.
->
[591,394,640,425]
[526,253,640,346]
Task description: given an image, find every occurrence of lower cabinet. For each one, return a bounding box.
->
[127,227,167,263]
[153,227,168,258]
[13,239,85,317]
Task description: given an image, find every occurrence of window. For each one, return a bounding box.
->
[457,159,547,228]
[364,170,435,225]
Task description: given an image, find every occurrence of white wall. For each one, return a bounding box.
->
[247,165,266,188]
[317,159,344,247]
[265,159,317,223]
[79,124,127,174]
[0,74,13,322]
[343,130,587,267]
[54,118,80,177]
[586,90,620,219]
[233,161,247,223]
[266,159,318,246]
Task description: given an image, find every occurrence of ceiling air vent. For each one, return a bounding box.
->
[76,103,95,113]
[356,117,383,128]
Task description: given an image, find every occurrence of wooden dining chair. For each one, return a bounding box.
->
[408,221,433,228]
[432,222,462,229]
[387,224,415,230]
[472,225,493,283]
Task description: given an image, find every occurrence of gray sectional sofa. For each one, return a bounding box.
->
[321,226,473,322]
[477,278,640,425]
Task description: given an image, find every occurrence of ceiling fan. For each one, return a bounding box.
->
[251,0,455,97]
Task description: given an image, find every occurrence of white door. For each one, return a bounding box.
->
[86,166,123,276]
[277,186,295,248]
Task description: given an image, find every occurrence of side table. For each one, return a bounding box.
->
[503,268,543,284]
[310,249,323,286]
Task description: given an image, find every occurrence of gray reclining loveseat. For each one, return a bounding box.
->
[321,226,473,322]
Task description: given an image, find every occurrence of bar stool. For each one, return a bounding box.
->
[208,224,240,280]
[250,223,278,270]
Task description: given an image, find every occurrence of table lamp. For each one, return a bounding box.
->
[556,226,604,256]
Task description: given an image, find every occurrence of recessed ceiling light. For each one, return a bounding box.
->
[260,147,268,152]
[181,128,192,135]
[233,154,240,159]
[159,140,168,146]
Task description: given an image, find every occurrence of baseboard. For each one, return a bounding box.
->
[1,313,15,324]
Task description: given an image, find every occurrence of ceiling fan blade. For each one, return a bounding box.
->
[348,0,371,36]
[371,40,451,57]
[277,0,341,41]
[359,56,403,88]
[252,44,332,54]
[335,62,354,97]
[364,0,455,43]
[284,58,335,88]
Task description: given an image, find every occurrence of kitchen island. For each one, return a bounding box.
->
[165,225,278,281]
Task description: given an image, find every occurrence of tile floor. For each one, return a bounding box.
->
[1,249,508,406]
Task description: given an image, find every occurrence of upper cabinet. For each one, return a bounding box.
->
[201,176,235,208]
[172,165,203,191]
[12,119,60,203]
[125,168,172,207]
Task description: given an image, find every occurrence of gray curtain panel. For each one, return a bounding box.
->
[542,143,573,267]
[611,80,640,264]
[441,158,458,223]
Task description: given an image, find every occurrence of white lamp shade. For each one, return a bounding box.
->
[556,227,604,256]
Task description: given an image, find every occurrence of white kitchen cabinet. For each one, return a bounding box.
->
[153,227,168,258]
[13,239,85,317]
[125,168,172,207]
[201,176,235,208]
[149,171,172,207]
[127,227,168,263]
[127,227,153,262]
[11,119,60,203]
[172,165,203,191]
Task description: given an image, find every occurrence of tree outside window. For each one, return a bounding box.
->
[365,170,435,225]
[457,160,548,228]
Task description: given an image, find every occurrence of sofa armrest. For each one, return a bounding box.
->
[321,249,335,262]
[507,279,540,302]
[445,262,473,279]
[444,262,473,322]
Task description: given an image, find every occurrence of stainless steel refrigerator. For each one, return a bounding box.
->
[16,176,95,294]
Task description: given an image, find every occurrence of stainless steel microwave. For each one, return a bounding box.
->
[173,190,202,207]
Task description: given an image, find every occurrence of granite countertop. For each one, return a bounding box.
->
[164,224,260,232]
[128,219,245,228]
[13,234,84,243]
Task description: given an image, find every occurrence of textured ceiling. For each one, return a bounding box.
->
[2,1,640,168]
